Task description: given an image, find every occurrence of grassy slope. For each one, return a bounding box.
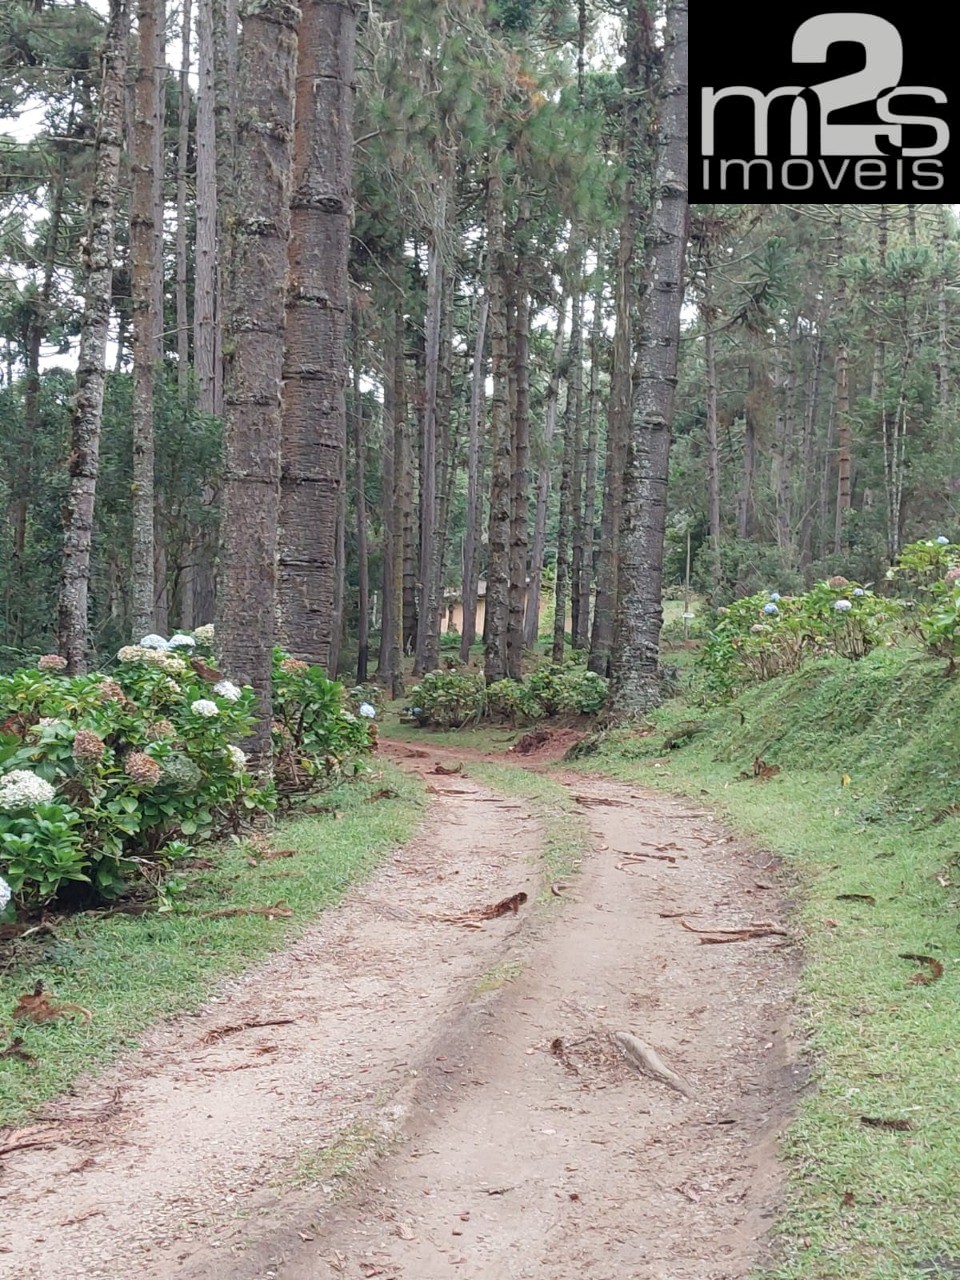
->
[0,763,424,1128]
[572,647,960,1279]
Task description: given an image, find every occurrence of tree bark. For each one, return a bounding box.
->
[506,205,530,680]
[217,0,298,773]
[130,0,164,638]
[609,0,688,716]
[175,0,192,394]
[833,208,851,555]
[525,296,565,650]
[59,0,131,673]
[576,255,603,650]
[353,361,369,683]
[483,161,511,684]
[701,246,721,591]
[460,294,488,661]
[195,0,217,415]
[553,241,583,663]
[278,0,357,673]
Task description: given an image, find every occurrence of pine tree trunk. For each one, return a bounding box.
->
[525,297,565,650]
[212,0,238,420]
[553,243,583,663]
[460,294,488,661]
[937,206,949,409]
[798,327,825,576]
[59,0,130,673]
[391,297,408,687]
[568,279,586,651]
[833,209,851,555]
[329,436,347,677]
[701,247,721,590]
[353,364,370,683]
[483,162,511,684]
[413,199,446,676]
[609,0,688,716]
[736,365,757,544]
[130,0,163,638]
[217,0,297,773]
[175,0,192,394]
[506,208,530,680]
[375,281,405,696]
[575,257,603,650]
[195,0,217,415]
[278,0,357,673]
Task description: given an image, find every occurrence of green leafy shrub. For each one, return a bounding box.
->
[409,670,486,727]
[526,663,609,716]
[486,679,543,723]
[886,537,959,599]
[272,650,373,790]
[0,636,375,910]
[698,581,901,700]
[921,582,960,665]
[0,650,266,908]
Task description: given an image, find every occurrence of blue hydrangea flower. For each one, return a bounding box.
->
[853,587,865,597]
[937,536,951,545]
[834,599,852,612]
[762,602,779,616]
[769,592,781,601]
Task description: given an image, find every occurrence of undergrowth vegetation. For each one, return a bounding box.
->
[408,661,608,728]
[0,629,375,913]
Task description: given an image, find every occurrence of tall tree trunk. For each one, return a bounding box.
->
[216,0,297,773]
[798,325,826,575]
[392,296,410,683]
[568,277,586,651]
[702,251,721,591]
[195,0,217,414]
[460,294,488,661]
[212,0,238,420]
[610,0,688,715]
[736,364,757,544]
[553,242,583,663]
[329,436,347,677]
[413,184,447,676]
[278,0,357,673]
[575,256,603,649]
[506,206,530,680]
[937,205,949,410]
[353,362,369,683]
[175,0,192,394]
[130,0,164,637]
[833,209,851,555]
[375,280,405,695]
[59,0,131,673]
[11,158,67,646]
[525,296,566,649]
[483,162,511,683]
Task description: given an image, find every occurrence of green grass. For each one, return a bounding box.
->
[286,1118,390,1192]
[0,764,425,1128]
[568,650,960,1280]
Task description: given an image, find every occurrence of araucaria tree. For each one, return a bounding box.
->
[610,0,689,715]
[277,0,357,670]
[216,0,299,771]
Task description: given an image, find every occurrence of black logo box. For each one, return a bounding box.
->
[689,2,959,203]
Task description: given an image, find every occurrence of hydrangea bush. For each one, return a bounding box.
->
[0,631,374,909]
[409,664,609,728]
[699,579,901,700]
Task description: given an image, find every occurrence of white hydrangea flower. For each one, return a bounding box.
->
[359,702,376,718]
[192,623,215,645]
[0,876,10,912]
[936,536,951,545]
[168,633,196,649]
[139,634,170,650]
[340,709,358,723]
[191,699,219,718]
[117,644,150,662]
[213,679,242,702]
[0,769,56,810]
[834,599,852,612]
[226,745,247,773]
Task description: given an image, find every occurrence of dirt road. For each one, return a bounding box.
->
[0,745,799,1280]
